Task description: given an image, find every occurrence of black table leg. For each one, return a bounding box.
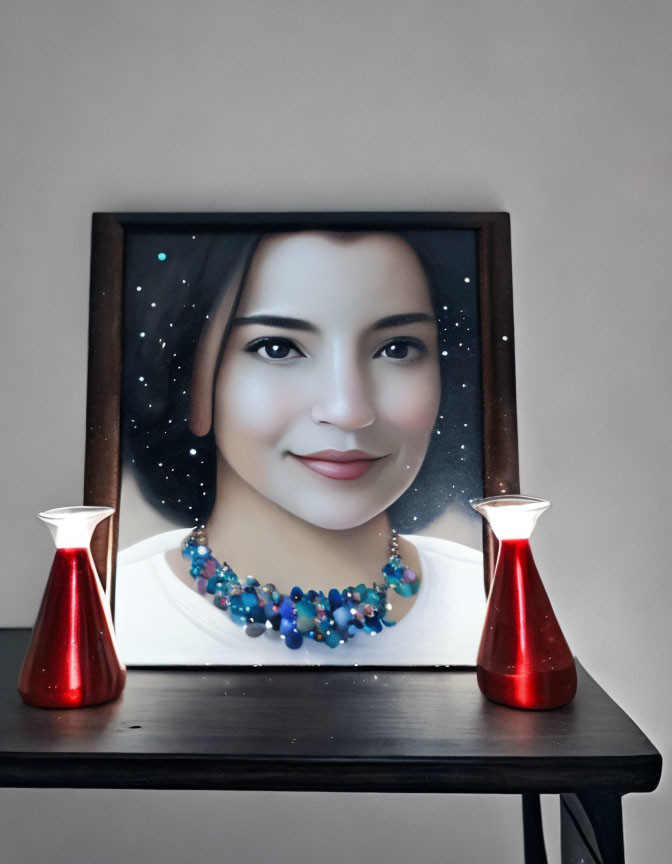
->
[522,793,549,863]
[560,790,625,863]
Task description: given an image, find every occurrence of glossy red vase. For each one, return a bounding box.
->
[473,496,576,710]
[18,507,126,709]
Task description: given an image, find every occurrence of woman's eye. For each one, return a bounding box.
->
[246,337,304,361]
[375,339,426,361]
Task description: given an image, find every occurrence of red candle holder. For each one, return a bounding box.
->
[472,495,576,710]
[18,506,126,709]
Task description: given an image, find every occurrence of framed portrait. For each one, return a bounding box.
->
[84,212,518,667]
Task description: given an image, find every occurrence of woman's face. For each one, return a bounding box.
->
[212,232,440,530]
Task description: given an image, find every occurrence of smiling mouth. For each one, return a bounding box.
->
[290,450,386,481]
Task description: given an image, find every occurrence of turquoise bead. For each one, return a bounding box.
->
[295,599,316,618]
[242,589,259,610]
[296,616,315,634]
[325,630,341,648]
[364,589,381,605]
[295,600,316,633]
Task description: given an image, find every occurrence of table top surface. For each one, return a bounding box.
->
[0,629,661,794]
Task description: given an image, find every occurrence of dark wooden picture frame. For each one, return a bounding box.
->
[84,212,518,666]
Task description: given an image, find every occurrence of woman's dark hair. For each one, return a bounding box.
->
[122,228,483,533]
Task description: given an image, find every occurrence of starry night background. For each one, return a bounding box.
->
[121,226,484,535]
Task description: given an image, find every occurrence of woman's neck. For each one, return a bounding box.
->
[205,458,393,595]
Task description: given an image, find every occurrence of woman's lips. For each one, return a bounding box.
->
[291,450,385,481]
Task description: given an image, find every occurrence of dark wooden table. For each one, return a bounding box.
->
[0,629,661,863]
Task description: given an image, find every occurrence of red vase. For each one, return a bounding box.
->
[18,506,126,709]
[473,496,576,710]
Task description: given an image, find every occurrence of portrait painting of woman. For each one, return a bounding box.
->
[105,216,507,667]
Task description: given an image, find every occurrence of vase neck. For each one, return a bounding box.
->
[471,495,550,541]
[39,506,114,549]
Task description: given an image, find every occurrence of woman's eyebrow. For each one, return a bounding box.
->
[231,314,318,332]
[371,313,434,331]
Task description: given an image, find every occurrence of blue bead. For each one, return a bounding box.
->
[290,586,303,601]
[278,597,294,619]
[363,614,383,634]
[279,618,295,637]
[206,576,219,594]
[284,629,303,650]
[189,566,201,577]
[248,604,265,623]
[328,588,343,610]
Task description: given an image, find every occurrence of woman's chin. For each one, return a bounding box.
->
[278,500,390,532]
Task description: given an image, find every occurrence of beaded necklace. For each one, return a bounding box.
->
[181,528,419,650]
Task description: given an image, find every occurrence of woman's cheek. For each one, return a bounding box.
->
[378,367,440,434]
[216,367,303,445]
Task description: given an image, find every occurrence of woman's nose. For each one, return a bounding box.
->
[310,358,375,430]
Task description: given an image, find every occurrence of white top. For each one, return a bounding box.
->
[115,529,486,666]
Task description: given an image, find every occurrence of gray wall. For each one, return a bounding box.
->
[1,2,669,861]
